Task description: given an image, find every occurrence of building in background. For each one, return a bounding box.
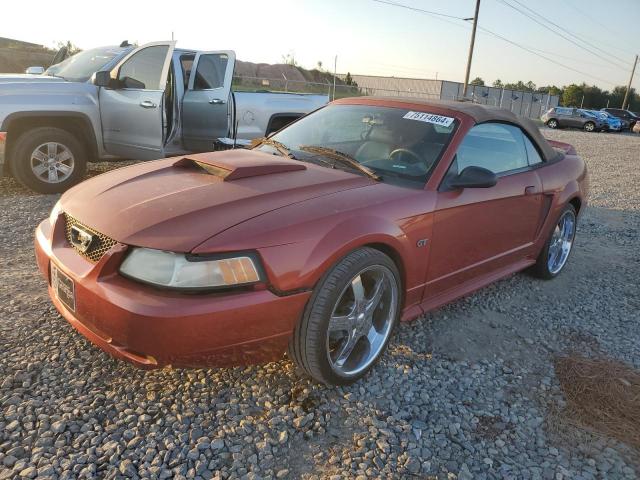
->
[337,74,559,119]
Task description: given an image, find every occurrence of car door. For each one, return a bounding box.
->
[425,122,544,298]
[99,41,175,160]
[182,51,236,152]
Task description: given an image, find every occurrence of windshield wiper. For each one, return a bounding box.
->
[299,145,380,181]
[251,137,296,159]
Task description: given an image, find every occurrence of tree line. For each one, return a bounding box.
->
[470,77,639,111]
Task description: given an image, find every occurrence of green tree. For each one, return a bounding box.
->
[344,72,356,86]
[582,84,608,109]
[562,84,584,107]
[470,76,485,86]
[538,85,562,96]
[608,85,636,109]
[55,40,81,55]
[492,79,504,88]
[281,53,298,66]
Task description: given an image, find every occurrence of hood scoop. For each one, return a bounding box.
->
[173,149,306,181]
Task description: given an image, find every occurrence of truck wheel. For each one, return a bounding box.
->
[12,127,87,194]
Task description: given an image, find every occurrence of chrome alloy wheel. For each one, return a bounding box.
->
[326,265,398,377]
[547,210,576,275]
[30,142,75,184]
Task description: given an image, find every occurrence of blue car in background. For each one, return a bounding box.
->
[581,110,622,132]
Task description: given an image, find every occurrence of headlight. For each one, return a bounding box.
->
[49,200,63,225]
[119,247,263,290]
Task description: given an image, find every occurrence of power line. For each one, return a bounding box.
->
[562,0,638,57]
[477,26,615,86]
[508,0,632,66]
[369,0,620,87]
[496,0,628,71]
[370,0,466,20]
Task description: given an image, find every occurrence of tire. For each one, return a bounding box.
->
[12,127,87,194]
[288,247,401,385]
[530,204,577,280]
[583,121,596,132]
[546,119,558,129]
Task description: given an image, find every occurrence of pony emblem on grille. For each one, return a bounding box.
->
[70,225,94,253]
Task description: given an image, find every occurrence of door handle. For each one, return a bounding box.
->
[524,186,538,195]
[139,100,157,109]
[209,98,226,105]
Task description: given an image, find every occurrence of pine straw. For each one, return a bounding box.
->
[553,355,640,451]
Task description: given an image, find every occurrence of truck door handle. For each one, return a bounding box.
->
[209,98,226,105]
[139,100,157,109]
[524,186,538,195]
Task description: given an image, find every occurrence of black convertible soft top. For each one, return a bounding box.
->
[342,97,561,163]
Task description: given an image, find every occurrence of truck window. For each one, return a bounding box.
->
[118,45,169,90]
[193,54,229,90]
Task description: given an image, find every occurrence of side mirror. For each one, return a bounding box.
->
[448,166,497,189]
[25,66,44,75]
[93,70,115,88]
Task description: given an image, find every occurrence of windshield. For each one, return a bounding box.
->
[264,104,458,187]
[45,46,127,82]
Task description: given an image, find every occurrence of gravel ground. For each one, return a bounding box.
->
[1,130,639,479]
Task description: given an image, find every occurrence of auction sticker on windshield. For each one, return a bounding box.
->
[403,111,455,127]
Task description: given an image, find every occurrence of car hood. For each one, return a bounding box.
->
[61,149,373,252]
[0,74,66,84]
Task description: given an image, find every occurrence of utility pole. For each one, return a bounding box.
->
[622,54,638,109]
[462,0,481,99]
[332,55,338,101]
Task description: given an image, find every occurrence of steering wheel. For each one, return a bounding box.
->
[389,148,422,165]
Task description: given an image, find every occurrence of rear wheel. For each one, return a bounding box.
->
[583,121,596,132]
[12,127,87,194]
[546,119,558,129]
[289,247,401,385]
[530,204,577,279]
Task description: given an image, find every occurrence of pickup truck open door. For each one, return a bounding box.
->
[182,51,236,151]
[99,41,175,160]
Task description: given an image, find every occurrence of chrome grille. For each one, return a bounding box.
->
[64,213,117,263]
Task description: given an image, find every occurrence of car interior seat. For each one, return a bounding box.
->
[355,128,396,162]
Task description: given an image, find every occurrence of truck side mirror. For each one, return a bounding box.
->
[93,70,114,88]
[25,66,45,75]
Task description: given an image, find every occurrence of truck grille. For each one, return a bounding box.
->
[64,213,117,263]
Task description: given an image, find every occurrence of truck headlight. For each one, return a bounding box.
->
[119,248,263,290]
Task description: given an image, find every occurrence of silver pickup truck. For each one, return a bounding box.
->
[0,41,327,193]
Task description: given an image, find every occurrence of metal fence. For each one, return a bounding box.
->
[232,75,559,119]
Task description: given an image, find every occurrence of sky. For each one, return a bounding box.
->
[3,0,639,91]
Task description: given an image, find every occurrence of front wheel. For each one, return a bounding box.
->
[289,248,401,385]
[546,119,558,129]
[11,127,87,194]
[583,121,596,132]
[530,204,577,279]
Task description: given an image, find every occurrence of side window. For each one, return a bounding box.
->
[523,134,543,165]
[555,107,571,116]
[118,45,169,90]
[193,54,229,90]
[452,123,529,175]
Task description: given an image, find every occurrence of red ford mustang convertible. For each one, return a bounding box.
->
[35,98,588,385]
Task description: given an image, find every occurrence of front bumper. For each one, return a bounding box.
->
[34,216,311,369]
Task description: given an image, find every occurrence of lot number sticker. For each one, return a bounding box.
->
[403,111,454,127]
